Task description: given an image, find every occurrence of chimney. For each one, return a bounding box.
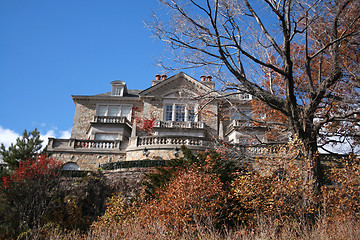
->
[153,74,162,86]
[162,74,167,80]
[201,76,215,90]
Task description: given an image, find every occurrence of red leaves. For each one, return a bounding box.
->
[2,154,61,189]
[141,118,156,133]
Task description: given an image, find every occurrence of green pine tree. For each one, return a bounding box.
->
[0,129,43,169]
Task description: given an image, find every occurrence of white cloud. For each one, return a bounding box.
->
[0,126,71,150]
[39,130,56,146]
[0,126,20,148]
[59,130,71,139]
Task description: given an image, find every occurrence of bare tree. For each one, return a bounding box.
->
[150,0,360,190]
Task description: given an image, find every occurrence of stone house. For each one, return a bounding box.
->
[47,72,266,170]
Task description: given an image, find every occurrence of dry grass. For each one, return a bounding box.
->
[34,217,360,240]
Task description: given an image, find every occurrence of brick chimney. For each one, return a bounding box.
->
[201,75,215,90]
[153,74,165,86]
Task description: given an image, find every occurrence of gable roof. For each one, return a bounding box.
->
[139,72,215,97]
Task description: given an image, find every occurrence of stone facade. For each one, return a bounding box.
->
[47,72,265,170]
[71,103,96,139]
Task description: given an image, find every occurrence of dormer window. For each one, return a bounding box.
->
[111,81,127,96]
[239,94,252,100]
[112,87,123,96]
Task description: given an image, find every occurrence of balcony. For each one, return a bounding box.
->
[153,121,206,138]
[138,136,209,147]
[154,121,205,129]
[47,138,122,153]
[92,116,131,125]
[230,119,253,128]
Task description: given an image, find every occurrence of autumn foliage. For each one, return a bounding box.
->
[1,145,359,239]
[89,142,360,238]
[0,155,61,238]
[229,139,316,225]
[2,154,61,189]
[322,153,360,222]
[139,167,225,233]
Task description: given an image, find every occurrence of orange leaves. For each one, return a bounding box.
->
[139,167,225,231]
[228,140,316,225]
[322,154,360,222]
[90,166,226,238]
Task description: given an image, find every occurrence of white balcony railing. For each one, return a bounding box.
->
[138,136,208,147]
[74,139,121,150]
[93,116,129,124]
[47,138,121,152]
[155,121,205,129]
[230,119,253,128]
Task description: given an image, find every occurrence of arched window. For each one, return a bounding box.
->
[62,162,80,171]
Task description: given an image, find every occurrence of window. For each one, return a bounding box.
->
[175,105,185,121]
[97,105,132,120]
[62,162,80,171]
[164,104,197,122]
[165,105,173,121]
[239,94,252,100]
[188,106,195,122]
[95,134,118,140]
[112,87,123,96]
[229,109,252,121]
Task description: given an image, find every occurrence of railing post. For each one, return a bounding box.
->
[48,137,55,149]
[69,138,76,149]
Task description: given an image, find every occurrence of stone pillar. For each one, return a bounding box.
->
[219,121,224,140]
[129,120,138,147]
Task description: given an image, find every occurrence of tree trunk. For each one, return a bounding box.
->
[302,136,322,196]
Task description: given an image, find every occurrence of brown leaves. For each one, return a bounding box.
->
[138,167,225,233]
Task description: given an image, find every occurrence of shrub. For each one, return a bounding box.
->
[228,139,316,226]
[0,155,61,238]
[322,153,360,222]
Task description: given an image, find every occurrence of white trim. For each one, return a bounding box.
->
[95,103,133,120]
[162,103,199,122]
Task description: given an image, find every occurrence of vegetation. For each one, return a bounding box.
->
[150,0,360,192]
[0,138,359,239]
[0,128,43,169]
[100,159,166,170]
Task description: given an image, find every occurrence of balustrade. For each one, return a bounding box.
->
[155,121,205,129]
[93,116,129,124]
[231,119,253,128]
[138,136,207,147]
[74,139,120,150]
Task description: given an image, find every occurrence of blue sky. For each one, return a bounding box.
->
[0,0,169,147]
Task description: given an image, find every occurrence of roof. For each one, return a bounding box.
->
[139,72,215,97]
[93,89,141,97]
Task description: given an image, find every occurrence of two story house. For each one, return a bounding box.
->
[47,72,265,170]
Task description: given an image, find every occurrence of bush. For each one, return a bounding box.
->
[0,155,61,238]
[228,139,317,226]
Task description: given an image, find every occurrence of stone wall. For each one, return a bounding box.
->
[126,148,181,161]
[71,102,96,139]
[144,99,163,120]
[50,152,126,171]
[102,168,147,199]
[201,102,218,136]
